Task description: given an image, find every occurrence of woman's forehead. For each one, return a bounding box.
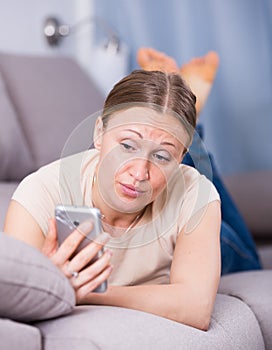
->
[105,107,189,144]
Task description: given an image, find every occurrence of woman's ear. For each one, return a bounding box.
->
[93,116,104,150]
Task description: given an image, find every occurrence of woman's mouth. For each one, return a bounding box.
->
[120,183,146,198]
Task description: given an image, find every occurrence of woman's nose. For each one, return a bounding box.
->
[130,159,149,181]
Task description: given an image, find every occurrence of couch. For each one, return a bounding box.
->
[0,52,271,349]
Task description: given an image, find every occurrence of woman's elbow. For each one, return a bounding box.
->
[175,299,213,331]
[194,313,211,331]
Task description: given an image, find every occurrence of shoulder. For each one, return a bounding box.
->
[179,163,208,187]
[11,149,99,235]
[180,164,202,186]
[13,157,61,196]
[20,148,99,185]
[164,164,220,232]
[178,164,220,202]
[166,164,219,205]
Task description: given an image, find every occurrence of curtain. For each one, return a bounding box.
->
[94,0,272,174]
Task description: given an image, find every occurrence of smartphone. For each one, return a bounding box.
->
[55,204,107,293]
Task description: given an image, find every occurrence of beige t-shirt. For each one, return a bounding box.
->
[12,148,220,286]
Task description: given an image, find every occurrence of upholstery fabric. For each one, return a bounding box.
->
[0,234,75,322]
[219,270,272,350]
[0,71,34,180]
[223,171,272,237]
[35,294,264,350]
[0,182,18,230]
[0,53,104,169]
[0,318,41,350]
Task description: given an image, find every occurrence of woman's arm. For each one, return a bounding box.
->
[4,200,45,249]
[78,201,221,330]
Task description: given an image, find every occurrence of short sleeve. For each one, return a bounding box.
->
[11,150,96,236]
[12,161,61,235]
[177,165,220,234]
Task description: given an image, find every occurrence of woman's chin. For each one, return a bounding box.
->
[108,197,149,215]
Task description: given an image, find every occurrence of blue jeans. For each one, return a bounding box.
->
[182,125,262,275]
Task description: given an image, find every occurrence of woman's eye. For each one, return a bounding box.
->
[153,152,171,163]
[120,141,137,152]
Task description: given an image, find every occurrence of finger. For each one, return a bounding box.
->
[42,219,58,257]
[53,220,94,266]
[76,265,113,299]
[68,232,110,272]
[71,249,113,289]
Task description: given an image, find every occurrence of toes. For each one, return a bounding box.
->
[205,51,220,68]
[137,47,178,73]
[137,47,151,67]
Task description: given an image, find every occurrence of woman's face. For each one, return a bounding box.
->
[94,107,188,214]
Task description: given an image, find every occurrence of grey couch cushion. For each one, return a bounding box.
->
[0,71,34,180]
[0,233,75,322]
[219,270,272,350]
[35,294,264,350]
[0,318,41,350]
[0,53,104,169]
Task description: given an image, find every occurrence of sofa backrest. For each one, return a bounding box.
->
[0,70,34,180]
[223,171,272,238]
[0,52,104,180]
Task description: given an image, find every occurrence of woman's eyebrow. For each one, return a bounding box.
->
[160,141,176,149]
[122,129,178,149]
[122,129,143,138]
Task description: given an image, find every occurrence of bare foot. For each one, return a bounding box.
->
[137,47,179,73]
[137,47,219,115]
[180,51,219,114]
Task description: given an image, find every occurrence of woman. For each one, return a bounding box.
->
[4,70,221,330]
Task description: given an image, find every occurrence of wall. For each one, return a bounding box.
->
[0,0,77,56]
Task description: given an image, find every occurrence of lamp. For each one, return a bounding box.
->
[43,16,129,96]
[43,16,120,53]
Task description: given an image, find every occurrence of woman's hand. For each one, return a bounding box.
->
[42,218,113,302]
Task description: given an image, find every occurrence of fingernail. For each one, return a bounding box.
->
[95,232,111,244]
